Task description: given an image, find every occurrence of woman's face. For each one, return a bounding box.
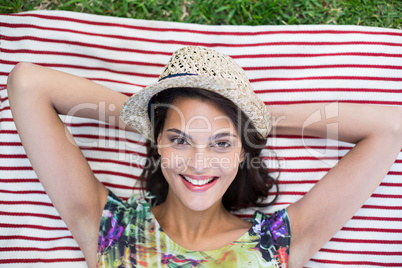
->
[157,97,244,212]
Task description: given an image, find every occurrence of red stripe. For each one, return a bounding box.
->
[0,258,85,264]
[310,258,402,267]
[0,200,53,207]
[0,48,165,67]
[7,13,402,37]
[0,130,17,134]
[3,36,402,60]
[0,235,72,241]
[320,248,402,256]
[278,180,318,184]
[268,134,322,139]
[2,166,141,176]
[331,237,402,244]
[0,178,39,183]
[371,193,402,199]
[262,156,342,161]
[232,52,402,59]
[272,192,402,200]
[1,131,145,148]
[267,145,353,150]
[0,142,147,157]
[0,59,159,79]
[272,202,292,205]
[275,168,330,173]
[251,76,402,83]
[362,204,402,210]
[0,211,61,220]
[1,36,171,56]
[0,118,14,122]
[0,189,46,195]
[0,154,27,159]
[265,100,402,106]
[352,215,402,221]
[388,171,402,176]
[5,48,402,73]
[245,64,402,71]
[380,182,402,187]
[341,227,402,233]
[274,185,401,194]
[276,191,306,196]
[0,223,68,231]
[0,131,146,149]
[256,88,402,94]
[0,106,11,112]
[4,24,402,48]
[0,166,33,171]
[0,246,80,252]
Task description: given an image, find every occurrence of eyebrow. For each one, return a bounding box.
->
[166,128,237,141]
[166,128,192,140]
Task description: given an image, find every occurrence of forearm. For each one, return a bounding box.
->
[270,102,402,144]
[283,102,402,267]
[8,62,130,129]
[8,62,113,265]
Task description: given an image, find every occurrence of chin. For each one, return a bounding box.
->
[181,195,220,212]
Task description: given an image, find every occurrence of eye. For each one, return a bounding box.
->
[170,137,189,145]
[213,141,232,149]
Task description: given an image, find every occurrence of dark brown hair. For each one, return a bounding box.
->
[140,87,278,211]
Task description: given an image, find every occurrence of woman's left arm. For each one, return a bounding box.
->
[269,103,402,268]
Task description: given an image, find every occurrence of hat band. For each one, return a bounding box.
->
[158,73,197,81]
[147,73,198,122]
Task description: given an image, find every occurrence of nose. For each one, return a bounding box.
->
[187,147,210,173]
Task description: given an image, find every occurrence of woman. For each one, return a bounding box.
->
[7,47,402,267]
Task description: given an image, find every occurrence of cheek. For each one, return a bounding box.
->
[216,152,242,176]
[159,148,188,171]
[223,150,242,166]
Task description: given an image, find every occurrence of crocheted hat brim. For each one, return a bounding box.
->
[120,74,271,141]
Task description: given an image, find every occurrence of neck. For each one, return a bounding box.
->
[152,191,233,243]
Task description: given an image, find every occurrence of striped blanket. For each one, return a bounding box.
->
[0,10,401,267]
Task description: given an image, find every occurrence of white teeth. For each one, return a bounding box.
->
[182,175,215,186]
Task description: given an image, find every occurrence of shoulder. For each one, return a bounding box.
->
[98,191,152,253]
[252,209,291,236]
[103,191,148,213]
[101,191,151,225]
[249,209,291,265]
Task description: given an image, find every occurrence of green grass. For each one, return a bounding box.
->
[1,0,401,29]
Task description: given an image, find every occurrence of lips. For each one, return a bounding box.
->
[181,175,217,186]
[179,174,219,192]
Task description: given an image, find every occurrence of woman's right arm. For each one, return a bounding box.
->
[7,62,130,267]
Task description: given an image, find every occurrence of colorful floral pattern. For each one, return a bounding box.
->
[98,191,291,267]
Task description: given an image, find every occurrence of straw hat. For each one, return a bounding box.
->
[120,47,271,140]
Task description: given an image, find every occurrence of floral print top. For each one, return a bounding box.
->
[97,191,291,267]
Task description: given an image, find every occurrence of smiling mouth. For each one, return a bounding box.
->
[180,175,218,186]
